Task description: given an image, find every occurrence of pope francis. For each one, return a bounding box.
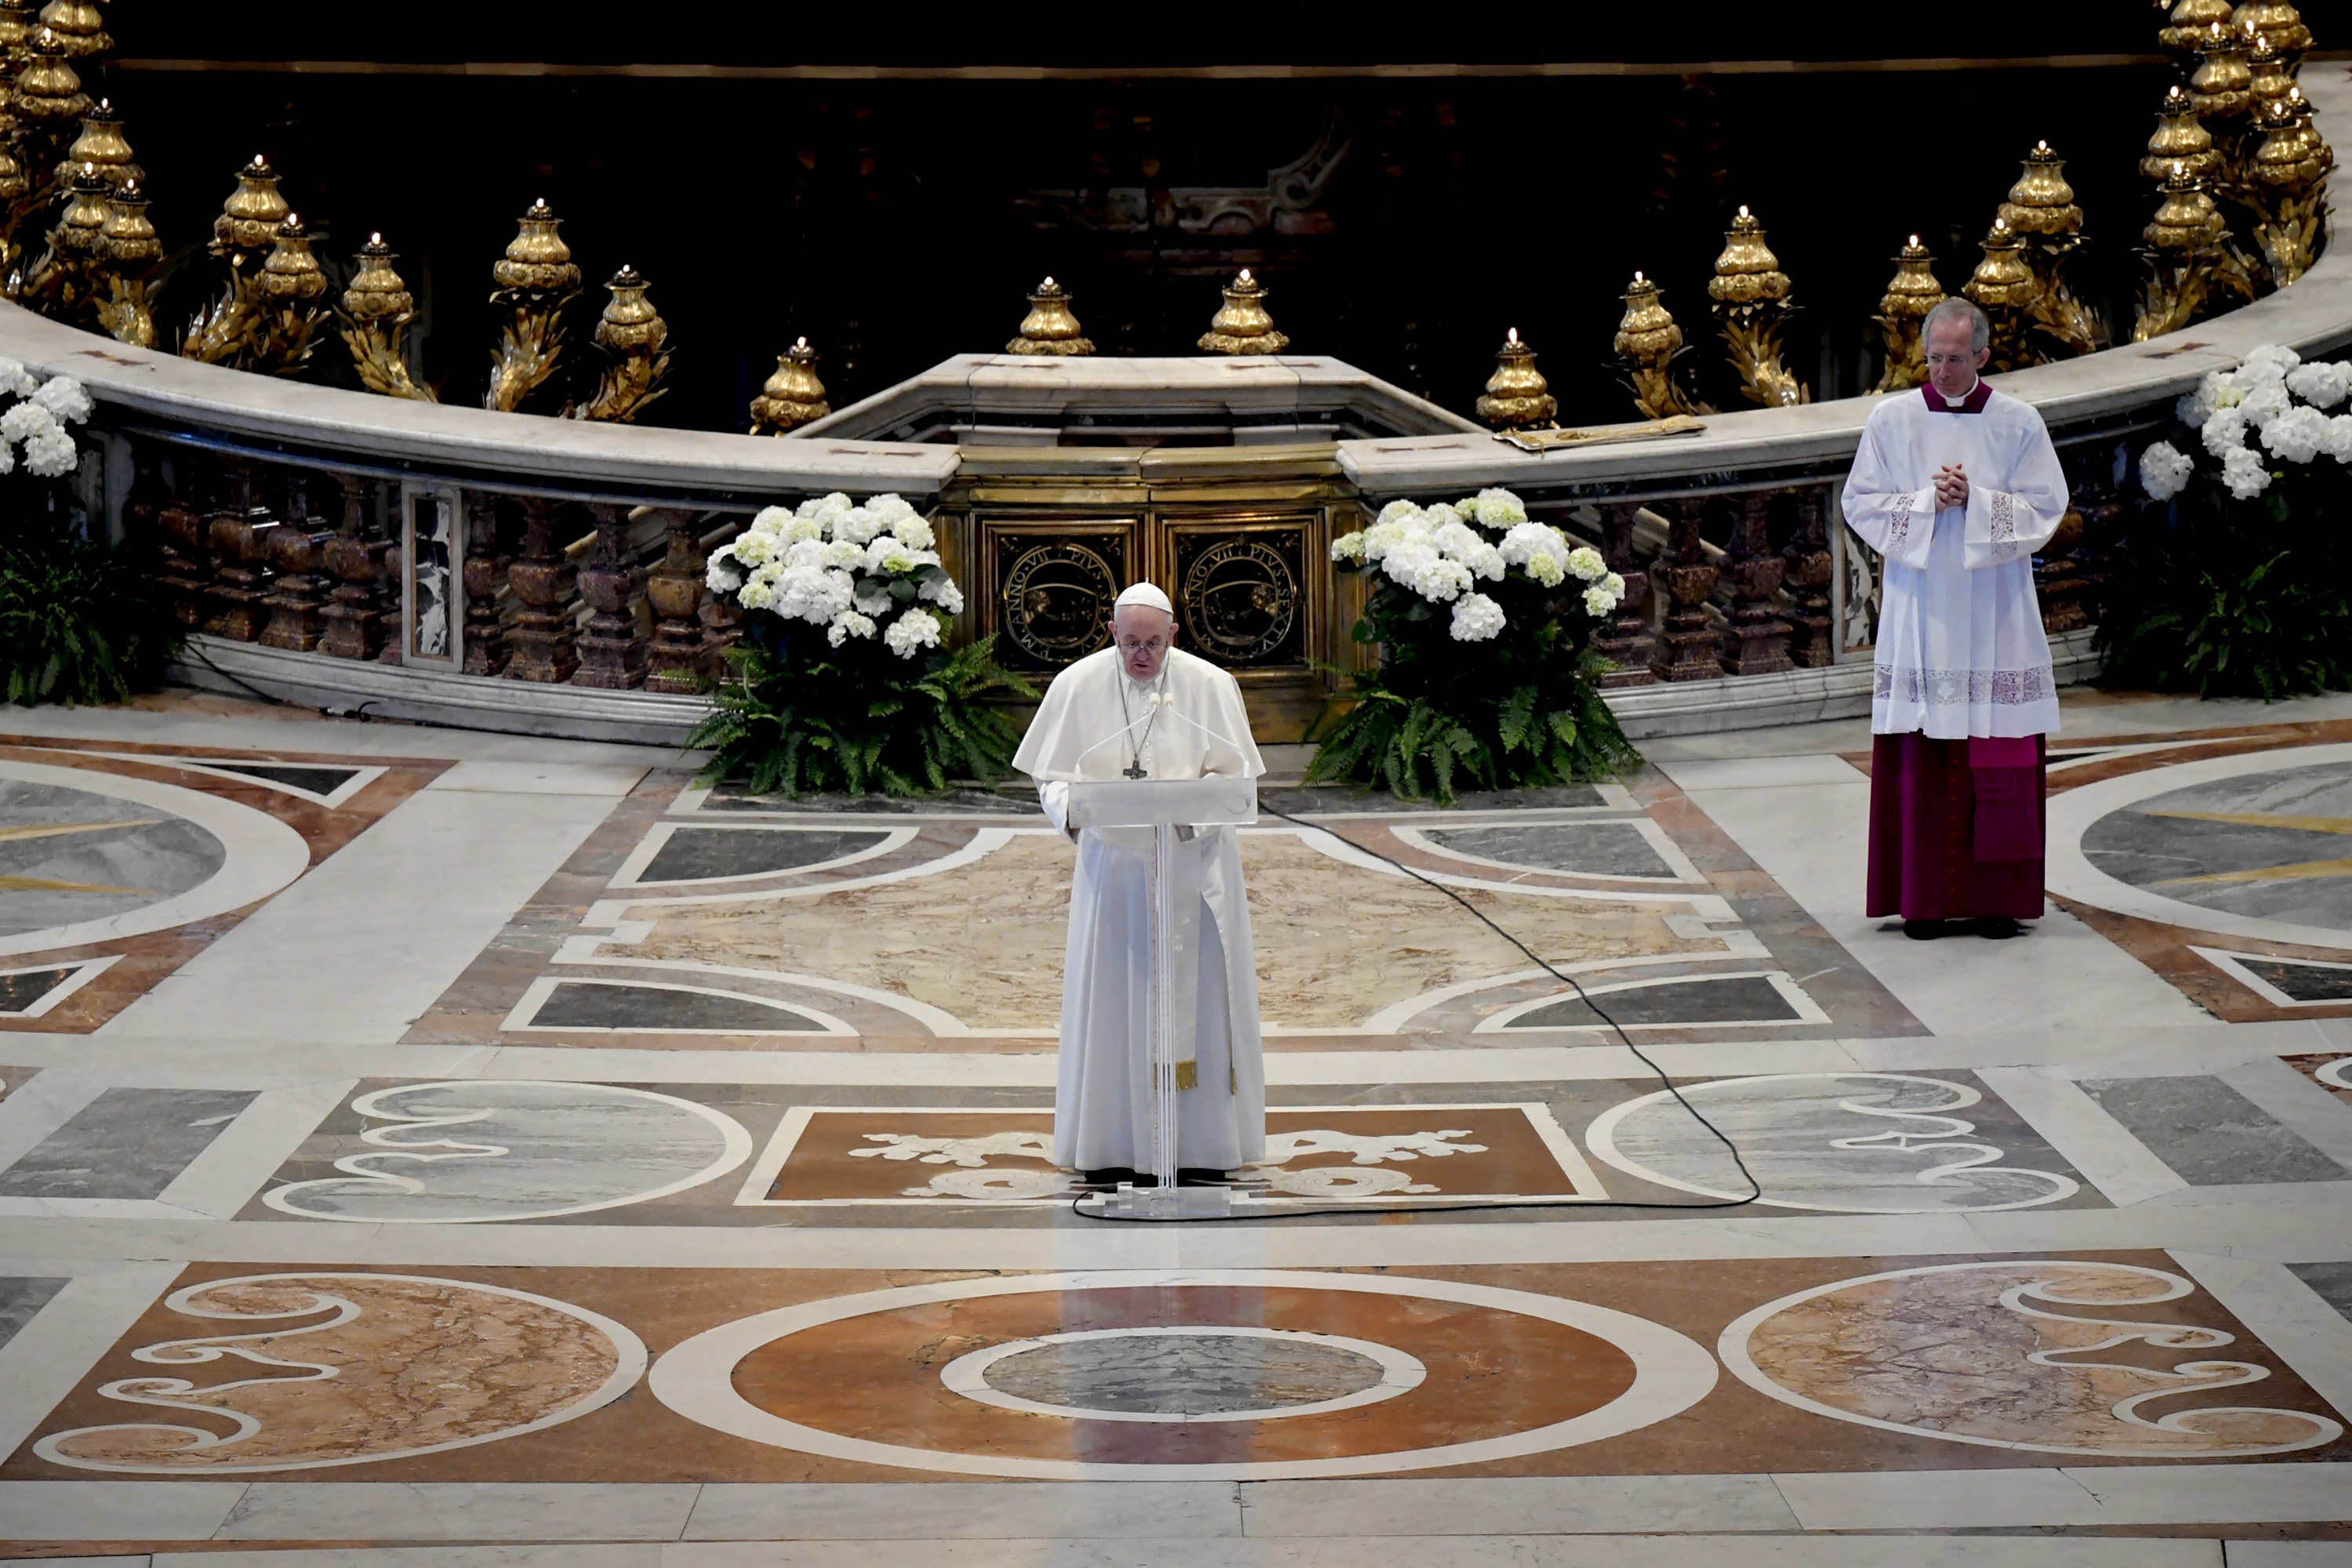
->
[1011,582,1268,1181]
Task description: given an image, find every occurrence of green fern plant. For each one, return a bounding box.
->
[1,522,180,707]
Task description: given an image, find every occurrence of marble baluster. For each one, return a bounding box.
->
[1717,490,1794,677]
[206,462,280,642]
[1649,502,1723,682]
[699,517,746,670]
[154,454,219,630]
[118,444,170,554]
[321,474,393,661]
[572,503,649,689]
[503,497,579,684]
[644,507,706,694]
[1779,488,1836,669]
[2036,454,2103,635]
[1592,504,1657,688]
[260,472,336,652]
[461,492,513,677]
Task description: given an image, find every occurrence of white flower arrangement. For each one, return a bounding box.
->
[2158,344,2352,502]
[706,491,964,659]
[0,359,90,478]
[1330,487,1620,641]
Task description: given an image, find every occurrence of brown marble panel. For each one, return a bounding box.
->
[2285,1053,2352,1107]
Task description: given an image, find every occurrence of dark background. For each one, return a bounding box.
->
[77,6,2203,434]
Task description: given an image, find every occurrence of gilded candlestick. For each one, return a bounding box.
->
[1474,328,1556,428]
[339,233,434,401]
[34,0,105,57]
[2143,85,2220,185]
[750,336,829,434]
[1998,140,2098,358]
[2134,165,2234,341]
[1962,216,2042,368]
[1613,270,1704,420]
[93,175,154,347]
[485,197,581,413]
[2158,0,2236,55]
[211,154,287,270]
[2244,93,2333,286]
[20,157,103,321]
[2231,1,2310,61]
[1006,276,1094,355]
[1198,267,1289,354]
[1871,236,1944,393]
[249,213,328,377]
[1708,205,1806,407]
[571,264,671,423]
[55,96,133,191]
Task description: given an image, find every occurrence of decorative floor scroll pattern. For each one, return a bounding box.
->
[1720,1261,2344,1458]
[32,1272,645,1473]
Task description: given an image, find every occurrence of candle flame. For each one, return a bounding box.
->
[1908,233,1920,247]
[97,96,107,111]
[1737,204,1750,219]
[795,336,808,350]
[1633,269,1645,284]
[1507,327,1519,344]
[371,231,383,245]
[1239,267,1253,283]
[1042,275,1055,289]
[2036,139,2049,152]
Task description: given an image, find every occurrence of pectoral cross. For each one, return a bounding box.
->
[1122,762,1149,779]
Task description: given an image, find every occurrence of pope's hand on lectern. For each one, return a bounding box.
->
[1011,583,1268,1177]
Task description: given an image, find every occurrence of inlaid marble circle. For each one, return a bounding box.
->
[649,1268,1716,1479]
[942,1326,1419,1423]
[0,760,311,958]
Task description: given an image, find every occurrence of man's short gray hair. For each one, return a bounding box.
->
[1922,296,1991,354]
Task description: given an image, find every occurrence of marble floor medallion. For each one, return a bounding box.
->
[1719,1260,2345,1457]
[264,1081,753,1222]
[648,1268,1715,1479]
[1584,1073,2080,1212]
[31,1271,645,1472]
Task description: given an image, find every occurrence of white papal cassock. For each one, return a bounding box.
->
[1013,645,1268,1172]
[1842,380,2067,739]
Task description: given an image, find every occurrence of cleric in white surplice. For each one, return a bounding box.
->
[1011,582,1268,1179]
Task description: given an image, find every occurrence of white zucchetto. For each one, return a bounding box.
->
[1114,582,1174,615]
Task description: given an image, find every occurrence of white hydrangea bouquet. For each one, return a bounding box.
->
[689,491,1034,798]
[705,490,964,659]
[2108,343,2352,700]
[0,358,93,478]
[1309,486,1640,802]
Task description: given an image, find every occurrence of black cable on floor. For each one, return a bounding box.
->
[1072,799,1766,1224]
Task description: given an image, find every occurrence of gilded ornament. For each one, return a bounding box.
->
[93,175,155,347]
[2143,86,2220,184]
[1871,236,1944,393]
[2187,25,2252,124]
[17,158,103,321]
[2243,93,2333,287]
[211,154,288,267]
[56,96,136,191]
[1962,218,2044,371]
[1997,140,2082,238]
[1708,205,1806,407]
[2158,0,2236,53]
[1613,271,1706,421]
[485,197,581,414]
[34,0,103,57]
[2244,32,2294,118]
[2134,165,2237,342]
[339,233,434,402]
[246,214,328,376]
[0,2,32,66]
[2231,1,2310,59]
[1006,275,1094,355]
[1474,327,1556,429]
[571,264,671,423]
[1198,267,1289,354]
[1998,142,2100,359]
[750,336,829,435]
[13,27,87,131]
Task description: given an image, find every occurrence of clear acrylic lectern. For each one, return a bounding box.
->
[1065,774,1258,1219]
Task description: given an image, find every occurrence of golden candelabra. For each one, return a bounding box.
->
[1474,327,1557,429]
[1613,271,1705,420]
[2158,0,2236,55]
[485,197,581,414]
[2187,24,2256,176]
[181,156,288,366]
[12,27,87,158]
[2244,31,2294,118]
[249,213,328,376]
[2245,89,2335,286]
[1708,205,1807,408]
[54,95,132,191]
[35,0,106,57]
[2134,164,2237,341]
[750,337,830,434]
[1198,267,1289,354]
[1962,218,2042,370]
[2232,0,2309,60]
[339,233,434,401]
[0,2,31,66]
[570,264,670,423]
[1871,236,1944,393]
[93,174,154,347]
[20,158,103,320]
[1997,140,2099,358]
[1006,276,1094,355]
[2144,85,2220,184]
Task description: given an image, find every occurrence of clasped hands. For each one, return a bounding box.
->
[1934,463,1970,510]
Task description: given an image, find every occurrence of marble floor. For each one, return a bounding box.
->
[0,687,2349,1565]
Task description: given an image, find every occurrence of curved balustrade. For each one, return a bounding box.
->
[5,75,2343,749]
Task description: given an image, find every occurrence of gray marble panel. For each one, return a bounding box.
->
[1421,822,1671,877]
[0,1087,257,1200]
[2288,1261,2352,1326]
[529,982,826,1032]
[2079,1075,2351,1185]
[640,827,889,882]
[1512,975,1798,1029]
[2240,956,2352,1002]
[205,762,361,797]
[0,1276,66,1348]
[986,1334,1383,1415]
[0,781,227,938]
[0,966,78,1014]
[1261,782,1607,815]
[702,785,1039,815]
[2079,760,2352,930]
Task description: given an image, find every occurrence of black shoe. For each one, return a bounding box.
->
[1082,1167,1141,1187]
[1903,920,1950,941]
[1973,916,2024,940]
[1177,1167,1229,1187]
